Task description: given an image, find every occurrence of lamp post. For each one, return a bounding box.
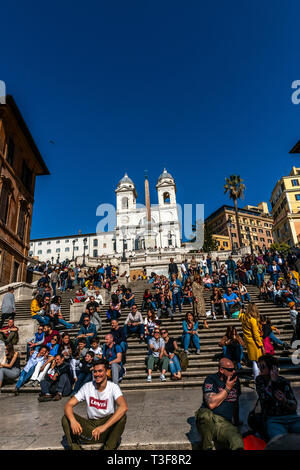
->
[121,227,127,262]
[51,256,54,265]
[83,238,88,266]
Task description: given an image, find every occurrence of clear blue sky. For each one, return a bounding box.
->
[1,0,300,240]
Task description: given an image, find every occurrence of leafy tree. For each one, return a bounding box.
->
[270,242,291,256]
[202,224,218,253]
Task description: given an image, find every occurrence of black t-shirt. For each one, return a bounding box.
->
[86,301,99,311]
[165,337,176,355]
[201,373,240,422]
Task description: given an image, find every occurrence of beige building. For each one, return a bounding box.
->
[0,95,49,286]
[270,166,300,247]
[205,203,274,252]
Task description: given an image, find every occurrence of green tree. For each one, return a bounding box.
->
[270,242,291,256]
[224,175,246,249]
[202,224,218,253]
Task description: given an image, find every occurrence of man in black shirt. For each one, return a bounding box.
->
[39,353,72,402]
[195,358,244,450]
[168,258,178,278]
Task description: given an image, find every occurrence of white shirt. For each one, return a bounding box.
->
[75,380,123,419]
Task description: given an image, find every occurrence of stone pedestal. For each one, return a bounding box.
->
[70,303,86,323]
[16,319,36,344]
[119,262,130,278]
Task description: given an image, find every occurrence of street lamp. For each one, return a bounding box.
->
[83,238,88,266]
[72,239,76,261]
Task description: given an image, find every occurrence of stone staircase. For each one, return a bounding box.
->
[2,280,300,393]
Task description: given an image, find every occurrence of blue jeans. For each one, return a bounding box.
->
[220,277,227,289]
[32,314,50,326]
[51,282,57,296]
[228,271,235,284]
[269,331,284,346]
[41,374,72,396]
[265,414,300,441]
[71,371,92,396]
[15,366,35,390]
[57,318,74,329]
[223,345,243,368]
[182,333,200,351]
[60,279,67,292]
[172,292,182,313]
[106,309,121,321]
[241,293,251,302]
[246,270,253,284]
[123,324,145,337]
[256,273,264,287]
[169,354,182,375]
[181,297,193,306]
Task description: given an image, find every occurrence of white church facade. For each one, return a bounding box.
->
[29,169,182,263]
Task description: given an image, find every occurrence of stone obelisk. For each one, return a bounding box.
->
[144,171,155,248]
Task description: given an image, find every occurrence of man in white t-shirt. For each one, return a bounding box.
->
[62,359,128,450]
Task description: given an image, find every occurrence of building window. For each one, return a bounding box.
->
[17,206,26,240]
[267,239,272,244]
[38,250,42,254]
[233,242,238,248]
[103,243,107,248]
[29,251,33,256]
[65,247,70,252]
[74,247,79,251]
[163,192,170,204]
[21,160,33,192]
[264,223,268,227]
[122,197,129,209]
[93,249,98,257]
[47,249,51,254]
[223,242,228,247]
[284,222,289,232]
[12,261,19,283]
[277,229,281,238]
[295,194,300,201]
[260,237,265,242]
[253,236,258,241]
[56,248,60,253]
[258,229,263,233]
[231,233,237,237]
[292,179,299,186]
[266,231,271,236]
[56,240,60,244]
[0,186,9,224]
[252,228,257,232]
[47,241,51,245]
[93,239,98,247]
[65,239,69,243]
[6,138,15,167]
[38,242,42,246]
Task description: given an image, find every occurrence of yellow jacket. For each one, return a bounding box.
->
[31,299,41,317]
[239,311,264,362]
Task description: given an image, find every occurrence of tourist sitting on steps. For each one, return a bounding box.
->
[195,358,244,450]
[123,305,145,343]
[0,344,21,390]
[182,312,200,355]
[219,326,245,369]
[0,318,19,346]
[71,351,95,396]
[61,359,128,450]
[255,354,300,442]
[102,334,124,384]
[155,293,174,322]
[146,328,169,382]
[14,346,50,395]
[106,294,121,322]
[161,329,182,381]
[39,353,73,402]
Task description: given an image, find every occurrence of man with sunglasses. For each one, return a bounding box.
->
[195,358,244,450]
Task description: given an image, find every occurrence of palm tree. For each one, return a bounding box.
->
[224,175,246,249]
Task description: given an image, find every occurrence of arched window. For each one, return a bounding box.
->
[93,239,98,247]
[163,192,170,204]
[122,197,129,209]
[93,249,98,257]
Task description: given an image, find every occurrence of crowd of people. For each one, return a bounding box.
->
[1,249,300,450]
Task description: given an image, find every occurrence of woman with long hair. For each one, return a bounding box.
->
[106,293,121,321]
[192,274,208,328]
[50,296,74,329]
[182,312,201,355]
[162,328,182,380]
[219,326,245,369]
[31,294,50,325]
[0,344,21,389]
[210,286,226,320]
[239,302,265,379]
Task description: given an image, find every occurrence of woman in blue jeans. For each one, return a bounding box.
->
[161,329,182,380]
[182,312,200,354]
[255,354,300,441]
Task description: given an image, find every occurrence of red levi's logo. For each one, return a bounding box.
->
[89,397,108,410]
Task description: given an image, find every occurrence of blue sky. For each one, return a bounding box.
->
[1,0,300,240]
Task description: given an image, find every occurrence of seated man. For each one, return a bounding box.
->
[121,289,135,309]
[26,325,45,359]
[14,346,50,395]
[156,293,174,321]
[102,334,123,384]
[255,354,300,442]
[223,287,241,318]
[78,305,102,332]
[76,315,97,348]
[62,359,128,450]
[0,318,19,345]
[195,358,244,450]
[71,351,95,396]
[39,353,72,402]
[123,305,144,343]
[110,319,128,355]
[146,328,169,383]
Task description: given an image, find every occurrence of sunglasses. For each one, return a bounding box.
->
[161,331,167,335]
[221,367,235,372]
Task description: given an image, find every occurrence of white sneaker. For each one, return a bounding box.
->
[147,375,152,382]
[212,316,217,320]
[160,374,166,382]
